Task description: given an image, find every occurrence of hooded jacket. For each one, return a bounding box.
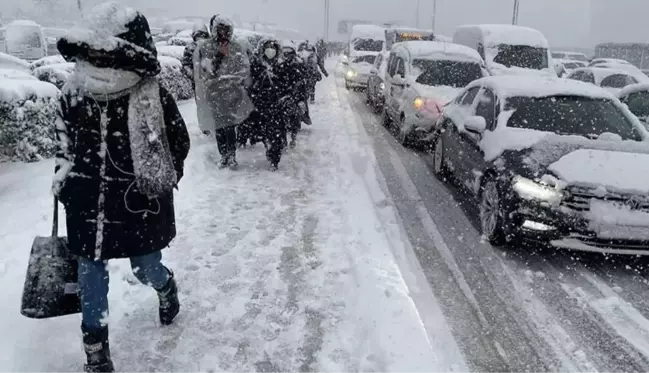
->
[54,2,190,260]
[193,16,254,132]
[182,24,210,79]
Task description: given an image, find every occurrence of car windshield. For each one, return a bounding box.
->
[506,95,641,141]
[493,44,548,70]
[551,52,565,59]
[625,91,649,118]
[412,59,483,87]
[353,38,383,52]
[6,26,41,48]
[353,55,376,64]
[564,62,579,69]
[601,74,636,88]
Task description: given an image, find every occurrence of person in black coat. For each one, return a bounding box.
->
[277,42,309,148]
[181,23,209,88]
[249,38,286,170]
[298,41,328,103]
[54,3,190,372]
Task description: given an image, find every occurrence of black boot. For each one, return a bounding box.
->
[157,269,180,326]
[82,325,115,373]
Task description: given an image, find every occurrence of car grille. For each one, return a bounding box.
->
[561,187,649,212]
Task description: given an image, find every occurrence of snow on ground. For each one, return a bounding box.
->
[0,61,461,371]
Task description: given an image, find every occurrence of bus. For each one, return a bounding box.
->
[594,43,649,70]
[384,27,434,50]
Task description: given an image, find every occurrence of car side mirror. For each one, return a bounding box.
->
[464,116,487,134]
[370,68,377,75]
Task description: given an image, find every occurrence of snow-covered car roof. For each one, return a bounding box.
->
[467,75,615,100]
[569,67,638,85]
[458,24,549,48]
[176,29,193,38]
[393,40,483,63]
[350,24,385,40]
[590,58,630,65]
[618,83,649,98]
[0,52,29,71]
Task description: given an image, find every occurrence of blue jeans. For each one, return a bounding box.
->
[78,251,170,330]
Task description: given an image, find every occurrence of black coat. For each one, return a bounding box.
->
[55,86,190,260]
[249,56,283,114]
[276,58,308,115]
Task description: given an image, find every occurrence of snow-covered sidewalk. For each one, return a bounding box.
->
[0,65,464,371]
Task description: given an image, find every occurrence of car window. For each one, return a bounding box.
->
[568,71,583,81]
[623,91,649,118]
[582,72,595,84]
[396,57,405,77]
[505,95,642,141]
[601,74,637,88]
[387,55,397,76]
[461,87,480,106]
[475,89,496,129]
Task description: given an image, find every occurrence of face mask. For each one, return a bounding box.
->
[264,48,277,59]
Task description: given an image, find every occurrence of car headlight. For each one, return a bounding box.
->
[379,82,385,90]
[512,176,563,204]
[346,70,356,79]
[413,97,425,110]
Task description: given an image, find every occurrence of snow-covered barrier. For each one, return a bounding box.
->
[157,45,185,61]
[157,56,193,101]
[29,55,67,71]
[32,63,75,89]
[0,72,60,162]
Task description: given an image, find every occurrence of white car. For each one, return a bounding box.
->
[553,59,587,77]
[551,50,589,63]
[382,40,487,145]
[589,58,631,67]
[343,53,378,89]
[430,75,649,253]
[566,67,641,94]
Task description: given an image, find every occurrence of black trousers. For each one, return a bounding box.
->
[261,112,285,166]
[215,126,237,157]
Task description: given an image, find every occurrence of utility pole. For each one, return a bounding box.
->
[77,0,82,12]
[415,0,421,28]
[512,0,520,25]
[324,0,330,41]
[432,0,437,32]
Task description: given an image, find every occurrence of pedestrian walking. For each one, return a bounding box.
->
[54,3,190,371]
[181,23,210,88]
[194,15,253,169]
[278,41,309,148]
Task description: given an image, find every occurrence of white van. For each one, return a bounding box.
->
[5,20,47,61]
[343,24,385,89]
[453,24,553,76]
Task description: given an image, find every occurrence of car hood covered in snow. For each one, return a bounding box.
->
[547,148,649,194]
[496,135,649,192]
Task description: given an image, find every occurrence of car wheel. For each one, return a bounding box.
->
[479,177,507,245]
[381,106,392,128]
[432,136,448,179]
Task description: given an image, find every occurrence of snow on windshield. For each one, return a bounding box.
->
[352,38,383,52]
[412,59,483,87]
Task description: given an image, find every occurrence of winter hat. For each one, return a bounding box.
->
[192,23,209,40]
[57,2,161,77]
[210,15,234,40]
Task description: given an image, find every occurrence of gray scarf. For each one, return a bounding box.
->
[71,66,177,198]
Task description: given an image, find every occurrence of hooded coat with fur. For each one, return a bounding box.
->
[55,3,190,260]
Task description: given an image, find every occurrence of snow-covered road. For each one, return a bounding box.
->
[0,64,465,371]
[341,64,649,371]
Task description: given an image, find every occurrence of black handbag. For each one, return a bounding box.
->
[21,198,81,319]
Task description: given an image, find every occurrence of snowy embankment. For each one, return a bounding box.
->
[0,60,464,371]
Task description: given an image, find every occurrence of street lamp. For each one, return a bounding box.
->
[512,0,520,25]
[432,0,437,32]
[415,0,421,28]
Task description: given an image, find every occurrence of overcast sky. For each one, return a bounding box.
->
[2,0,648,48]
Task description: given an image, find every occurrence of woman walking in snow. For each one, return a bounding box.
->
[249,38,287,170]
[53,3,190,372]
[194,15,253,169]
[182,23,210,88]
[277,41,310,148]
